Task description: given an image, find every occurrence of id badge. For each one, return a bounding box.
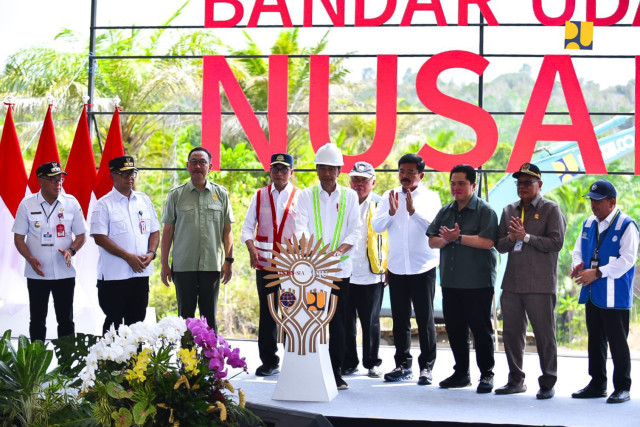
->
[513,240,523,252]
[41,227,54,246]
[56,223,66,238]
[139,220,147,234]
[590,257,600,269]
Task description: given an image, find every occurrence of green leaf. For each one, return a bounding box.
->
[52,333,101,382]
[111,408,133,427]
[133,402,156,425]
[105,381,133,400]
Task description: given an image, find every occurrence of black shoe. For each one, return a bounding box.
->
[417,369,432,386]
[536,387,555,400]
[335,376,349,390]
[255,364,280,376]
[495,383,527,395]
[606,390,630,403]
[384,367,413,382]
[342,366,358,376]
[572,385,607,399]
[476,375,494,393]
[439,373,472,389]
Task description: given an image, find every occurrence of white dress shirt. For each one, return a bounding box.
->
[571,207,639,279]
[295,183,362,278]
[350,193,385,285]
[241,182,295,244]
[90,187,160,280]
[12,192,87,280]
[372,184,441,275]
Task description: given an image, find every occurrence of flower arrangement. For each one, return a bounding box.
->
[79,317,260,426]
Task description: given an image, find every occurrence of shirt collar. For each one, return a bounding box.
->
[271,182,293,196]
[36,191,62,206]
[188,180,213,193]
[518,194,542,210]
[111,186,137,202]
[600,207,619,225]
[318,182,341,197]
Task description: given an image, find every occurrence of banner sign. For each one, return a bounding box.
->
[201,1,640,174]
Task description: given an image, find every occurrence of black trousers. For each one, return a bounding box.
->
[388,269,437,371]
[586,300,631,391]
[173,271,220,331]
[344,281,384,370]
[329,277,350,376]
[98,276,149,334]
[256,269,280,367]
[27,277,75,342]
[442,286,495,377]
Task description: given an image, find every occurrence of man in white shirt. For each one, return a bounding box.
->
[342,161,387,379]
[241,153,299,377]
[13,161,87,342]
[295,143,361,390]
[91,156,160,333]
[372,154,441,385]
[570,180,638,404]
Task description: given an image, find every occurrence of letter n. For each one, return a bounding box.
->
[202,55,288,170]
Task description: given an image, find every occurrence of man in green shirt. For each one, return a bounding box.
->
[161,147,234,331]
[427,164,498,394]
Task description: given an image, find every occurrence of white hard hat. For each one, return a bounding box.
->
[314,143,344,167]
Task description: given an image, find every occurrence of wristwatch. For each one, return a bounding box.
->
[225,257,235,264]
[523,234,531,243]
[596,268,602,279]
[147,250,157,260]
[68,247,76,256]
[455,236,462,245]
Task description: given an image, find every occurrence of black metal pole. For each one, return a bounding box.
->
[477,12,485,198]
[88,0,99,150]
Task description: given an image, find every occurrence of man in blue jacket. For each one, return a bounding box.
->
[570,180,638,404]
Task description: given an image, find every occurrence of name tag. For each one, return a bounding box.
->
[56,223,66,238]
[513,240,523,252]
[41,227,54,246]
[139,220,148,234]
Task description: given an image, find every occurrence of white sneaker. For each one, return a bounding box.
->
[368,366,383,378]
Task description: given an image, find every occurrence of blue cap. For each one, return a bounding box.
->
[270,153,293,168]
[584,180,616,200]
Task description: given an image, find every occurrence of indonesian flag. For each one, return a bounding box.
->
[0,103,29,335]
[64,104,103,336]
[0,104,28,216]
[94,108,125,199]
[28,104,60,193]
[64,105,96,218]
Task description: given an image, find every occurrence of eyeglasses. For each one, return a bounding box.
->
[271,166,291,174]
[43,177,64,184]
[515,180,538,187]
[188,159,210,167]
[116,170,138,178]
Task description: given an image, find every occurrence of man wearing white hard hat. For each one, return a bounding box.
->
[295,142,362,390]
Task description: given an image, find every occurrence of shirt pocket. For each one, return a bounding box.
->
[179,205,196,223]
[207,205,222,222]
[109,213,128,236]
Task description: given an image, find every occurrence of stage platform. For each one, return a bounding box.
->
[228,340,640,426]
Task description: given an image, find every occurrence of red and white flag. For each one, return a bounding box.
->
[64,104,103,335]
[94,107,125,199]
[28,104,60,193]
[0,103,29,333]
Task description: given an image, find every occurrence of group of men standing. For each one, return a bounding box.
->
[12,144,637,404]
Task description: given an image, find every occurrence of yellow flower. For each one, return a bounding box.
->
[177,347,200,376]
[174,375,190,390]
[239,388,246,408]
[216,401,227,421]
[224,381,235,393]
[125,349,153,383]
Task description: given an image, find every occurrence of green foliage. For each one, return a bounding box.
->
[0,332,92,427]
[52,333,101,386]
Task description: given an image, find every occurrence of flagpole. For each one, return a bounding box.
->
[88,0,98,146]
